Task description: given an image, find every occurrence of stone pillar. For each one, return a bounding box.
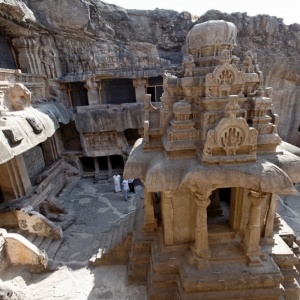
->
[84,78,100,106]
[241,190,265,266]
[107,156,112,177]
[141,179,157,235]
[193,191,211,258]
[263,193,278,242]
[0,155,31,201]
[162,191,173,245]
[94,157,99,175]
[133,79,147,103]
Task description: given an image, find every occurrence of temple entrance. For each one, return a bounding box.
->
[110,155,124,170]
[80,157,95,173]
[97,156,108,170]
[207,188,231,224]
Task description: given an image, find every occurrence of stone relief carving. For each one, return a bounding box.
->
[202,95,258,164]
[84,132,117,148]
[39,35,58,78]
[183,54,195,77]
[7,83,31,110]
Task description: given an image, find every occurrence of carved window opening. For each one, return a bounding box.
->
[70,82,89,107]
[110,155,124,170]
[298,125,300,132]
[80,157,95,173]
[101,79,136,104]
[147,76,163,102]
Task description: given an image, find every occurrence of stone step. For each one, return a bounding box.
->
[47,239,63,260]
[109,226,119,250]
[208,231,235,244]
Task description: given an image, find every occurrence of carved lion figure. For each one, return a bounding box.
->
[7,83,31,111]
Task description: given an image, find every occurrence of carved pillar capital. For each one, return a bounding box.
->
[248,190,265,205]
[194,192,211,208]
[132,78,147,88]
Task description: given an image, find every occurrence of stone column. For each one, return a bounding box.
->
[84,78,100,106]
[162,191,173,245]
[141,179,157,235]
[0,155,31,200]
[193,191,211,258]
[106,156,112,177]
[241,190,265,266]
[133,79,147,103]
[263,194,278,241]
[94,157,99,175]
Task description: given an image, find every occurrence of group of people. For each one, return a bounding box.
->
[113,172,135,201]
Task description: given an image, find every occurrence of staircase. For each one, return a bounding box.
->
[89,209,136,266]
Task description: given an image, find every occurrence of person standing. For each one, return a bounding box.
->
[122,179,129,201]
[113,172,121,193]
[128,179,135,193]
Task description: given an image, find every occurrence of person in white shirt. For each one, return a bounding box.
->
[113,172,121,193]
[122,179,129,201]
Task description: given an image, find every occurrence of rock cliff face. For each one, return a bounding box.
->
[0,1,300,145]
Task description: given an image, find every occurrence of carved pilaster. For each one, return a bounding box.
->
[241,190,265,266]
[84,77,100,106]
[193,191,211,258]
[141,179,157,235]
[162,191,173,245]
[133,78,146,103]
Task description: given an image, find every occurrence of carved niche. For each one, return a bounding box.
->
[205,50,246,97]
[201,95,258,165]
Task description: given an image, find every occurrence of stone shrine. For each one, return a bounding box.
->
[0,1,300,299]
[124,20,300,299]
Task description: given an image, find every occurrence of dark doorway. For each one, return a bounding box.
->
[80,157,95,172]
[0,187,4,203]
[70,82,89,107]
[207,188,231,224]
[59,121,82,151]
[0,33,16,69]
[124,129,140,145]
[97,156,108,170]
[111,155,124,169]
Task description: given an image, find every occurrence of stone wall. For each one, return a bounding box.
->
[23,146,45,179]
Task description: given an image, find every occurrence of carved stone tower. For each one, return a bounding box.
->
[124,20,300,299]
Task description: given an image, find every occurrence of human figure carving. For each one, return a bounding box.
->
[183,54,195,77]
[7,83,31,110]
[39,35,57,78]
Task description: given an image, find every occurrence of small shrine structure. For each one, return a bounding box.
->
[124,20,300,299]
